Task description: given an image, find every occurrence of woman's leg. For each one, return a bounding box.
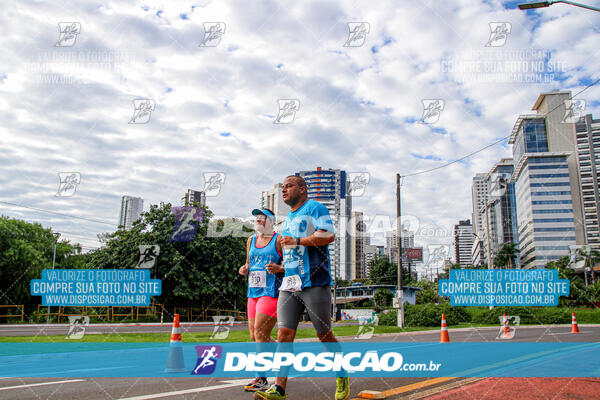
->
[254,296,278,342]
[247,297,257,342]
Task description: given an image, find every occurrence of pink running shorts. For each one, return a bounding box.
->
[247,296,278,319]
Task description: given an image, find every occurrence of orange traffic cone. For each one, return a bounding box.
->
[571,312,580,334]
[440,313,450,343]
[165,314,185,372]
[501,313,511,339]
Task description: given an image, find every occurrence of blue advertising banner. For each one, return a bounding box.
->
[1,342,598,378]
[30,269,161,306]
[438,269,569,306]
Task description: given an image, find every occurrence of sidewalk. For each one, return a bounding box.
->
[424,378,600,400]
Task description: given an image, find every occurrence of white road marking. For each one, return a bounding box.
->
[0,379,85,391]
[118,377,288,400]
[116,382,243,399]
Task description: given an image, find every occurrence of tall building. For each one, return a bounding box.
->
[296,167,352,280]
[483,158,519,267]
[364,244,379,276]
[119,196,143,230]
[509,91,585,268]
[453,219,473,265]
[471,239,485,266]
[260,183,290,229]
[471,173,488,236]
[471,173,488,266]
[575,114,600,250]
[350,211,366,280]
[385,229,414,264]
[182,189,206,207]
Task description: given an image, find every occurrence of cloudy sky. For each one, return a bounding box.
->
[1,0,599,268]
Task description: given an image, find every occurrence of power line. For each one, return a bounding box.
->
[0,200,115,226]
[402,78,600,178]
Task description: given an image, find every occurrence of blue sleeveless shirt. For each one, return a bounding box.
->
[247,232,283,298]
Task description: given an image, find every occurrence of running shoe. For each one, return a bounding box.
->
[244,377,269,392]
[254,384,287,400]
[335,376,350,400]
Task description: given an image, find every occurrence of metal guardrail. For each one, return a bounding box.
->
[0,305,24,322]
[26,304,246,323]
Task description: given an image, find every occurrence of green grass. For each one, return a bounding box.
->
[0,323,495,343]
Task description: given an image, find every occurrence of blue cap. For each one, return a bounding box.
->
[252,208,274,220]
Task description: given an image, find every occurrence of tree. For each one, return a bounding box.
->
[0,216,82,315]
[87,203,247,311]
[493,243,519,268]
[547,256,587,306]
[413,280,446,304]
[368,257,396,284]
[373,288,393,309]
[368,257,410,285]
[335,279,350,288]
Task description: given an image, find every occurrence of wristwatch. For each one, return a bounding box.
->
[296,237,301,246]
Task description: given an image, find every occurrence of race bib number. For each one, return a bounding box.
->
[249,271,267,288]
[280,274,302,292]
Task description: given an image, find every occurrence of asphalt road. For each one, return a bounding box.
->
[0,322,317,337]
[0,325,598,400]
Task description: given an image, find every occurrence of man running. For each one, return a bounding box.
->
[239,208,284,392]
[254,175,349,400]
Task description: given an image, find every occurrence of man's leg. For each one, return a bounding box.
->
[273,327,296,390]
[273,290,303,391]
[301,286,349,400]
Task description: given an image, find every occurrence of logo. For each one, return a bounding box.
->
[210,316,235,339]
[355,315,379,340]
[488,172,510,200]
[169,207,205,242]
[344,22,370,47]
[496,315,520,340]
[274,99,300,124]
[199,22,226,47]
[56,172,81,197]
[419,99,444,124]
[129,99,155,124]
[65,316,89,339]
[137,245,160,268]
[426,244,450,268]
[203,172,226,197]
[191,345,222,375]
[55,22,81,47]
[485,22,511,47]
[562,99,586,123]
[348,172,370,196]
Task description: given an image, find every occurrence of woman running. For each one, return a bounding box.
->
[238,208,284,392]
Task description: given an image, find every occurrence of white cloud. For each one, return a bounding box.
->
[0,0,598,261]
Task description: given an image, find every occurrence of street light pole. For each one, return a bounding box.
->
[396,174,404,327]
[518,1,600,12]
[46,232,61,324]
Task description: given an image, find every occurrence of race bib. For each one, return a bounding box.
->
[249,270,267,288]
[280,274,302,292]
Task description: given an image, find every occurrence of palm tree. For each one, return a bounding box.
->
[574,247,600,286]
[493,243,520,268]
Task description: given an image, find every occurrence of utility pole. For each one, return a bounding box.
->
[332,264,337,321]
[396,174,404,327]
[46,232,61,324]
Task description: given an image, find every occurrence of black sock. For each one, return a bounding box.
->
[274,385,285,395]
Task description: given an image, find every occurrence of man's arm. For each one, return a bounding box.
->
[279,229,334,248]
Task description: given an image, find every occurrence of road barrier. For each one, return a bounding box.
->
[22,304,246,323]
[0,305,24,322]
